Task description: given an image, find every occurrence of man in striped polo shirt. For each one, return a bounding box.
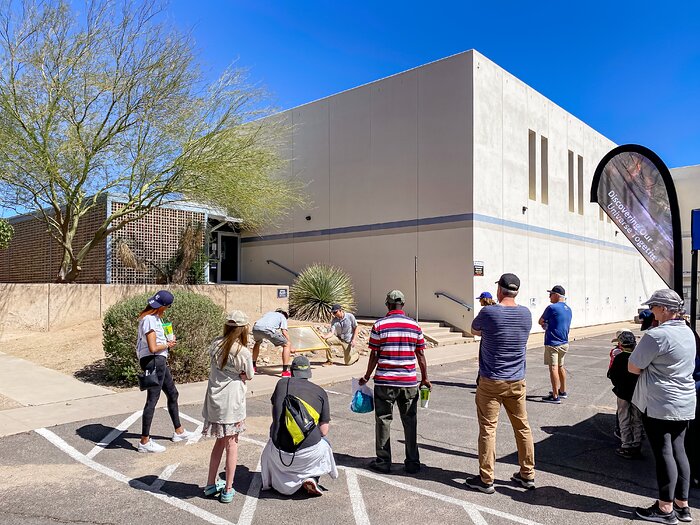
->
[359,290,431,474]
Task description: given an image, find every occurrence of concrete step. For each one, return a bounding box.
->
[422,326,455,337]
[428,334,472,346]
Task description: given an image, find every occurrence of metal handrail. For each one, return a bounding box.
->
[434,291,472,311]
[266,259,299,278]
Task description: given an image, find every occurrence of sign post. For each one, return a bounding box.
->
[691,209,700,331]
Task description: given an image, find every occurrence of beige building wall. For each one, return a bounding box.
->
[471,51,664,328]
[670,165,700,309]
[242,52,474,329]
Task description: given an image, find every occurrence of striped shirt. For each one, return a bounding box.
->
[369,310,425,388]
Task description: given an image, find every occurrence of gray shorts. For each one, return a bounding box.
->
[252,327,288,347]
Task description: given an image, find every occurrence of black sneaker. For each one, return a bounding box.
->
[615,447,642,460]
[511,472,535,489]
[368,459,391,474]
[634,502,679,524]
[549,390,568,399]
[541,393,561,404]
[464,475,495,494]
[673,503,692,523]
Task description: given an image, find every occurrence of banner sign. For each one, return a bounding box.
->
[591,144,682,291]
[693,209,700,251]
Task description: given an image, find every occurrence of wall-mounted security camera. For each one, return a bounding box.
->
[305,215,311,221]
[522,206,528,214]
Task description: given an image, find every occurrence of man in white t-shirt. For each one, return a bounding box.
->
[320,304,359,366]
[252,309,293,377]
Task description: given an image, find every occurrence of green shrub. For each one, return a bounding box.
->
[289,263,356,321]
[103,290,225,385]
[0,219,13,249]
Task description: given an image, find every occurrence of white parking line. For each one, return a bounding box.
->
[36,428,234,525]
[151,463,180,491]
[340,466,544,525]
[345,468,370,525]
[326,389,350,396]
[463,504,488,525]
[238,459,262,525]
[87,410,143,459]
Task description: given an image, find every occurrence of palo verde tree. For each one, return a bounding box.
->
[0,0,305,282]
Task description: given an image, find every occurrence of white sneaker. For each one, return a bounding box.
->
[138,439,166,453]
[172,428,196,442]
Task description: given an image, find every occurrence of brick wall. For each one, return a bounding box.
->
[108,203,206,284]
[0,202,107,283]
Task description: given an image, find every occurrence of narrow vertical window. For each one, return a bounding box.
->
[528,130,536,200]
[541,136,548,204]
[577,155,584,215]
[599,207,604,221]
[568,150,575,212]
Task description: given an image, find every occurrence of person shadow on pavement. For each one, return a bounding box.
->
[130,465,259,500]
[75,423,144,452]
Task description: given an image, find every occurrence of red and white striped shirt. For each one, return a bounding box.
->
[369,310,425,388]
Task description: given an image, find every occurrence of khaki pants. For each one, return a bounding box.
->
[475,377,535,484]
[325,336,359,365]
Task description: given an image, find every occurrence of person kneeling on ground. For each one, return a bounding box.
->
[607,330,644,459]
[319,304,359,367]
[260,356,338,496]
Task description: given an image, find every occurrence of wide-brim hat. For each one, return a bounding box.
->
[226,310,249,326]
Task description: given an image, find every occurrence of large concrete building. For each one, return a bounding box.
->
[670,164,700,312]
[240,50,666,331]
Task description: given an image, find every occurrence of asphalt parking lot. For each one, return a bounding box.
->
[1,331,695,525]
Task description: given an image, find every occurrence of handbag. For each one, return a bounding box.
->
[138,361,160,391]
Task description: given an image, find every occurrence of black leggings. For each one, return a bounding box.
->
[643,414,691,502]
[140,355,181,437]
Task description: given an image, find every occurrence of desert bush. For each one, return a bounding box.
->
[103,290,225,385]
[289,264,356,321]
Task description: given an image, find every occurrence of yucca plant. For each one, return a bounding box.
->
[289,264,356,321]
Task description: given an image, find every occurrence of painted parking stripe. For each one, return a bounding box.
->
[87,410,142,459]
[151,463,180,491]
[36,428,234,525]
[238,459,262,525]
[339,466,544,525]
[345,468,370,525]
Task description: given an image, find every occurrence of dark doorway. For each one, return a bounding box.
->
[219,233,239,282]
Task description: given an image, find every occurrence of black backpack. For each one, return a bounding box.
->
[278,379,320,466]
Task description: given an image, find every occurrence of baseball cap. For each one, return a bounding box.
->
[611,330,636,347]
[495,273,520,291]
[386,290,405,303]
[331,303,342,313]
[226,310,249,326]
[641,289,684,310]
[275,308,289,319]
[476,292,493,300]
[638,309,655,331]
[290,355,312,378]
[547,285,566,296]
[148,290,174,308]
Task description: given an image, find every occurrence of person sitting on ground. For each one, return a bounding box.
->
[252,308,293,377]
[201,310,254,503]
[319,304,359,367]
[607,330,644,459]
[260,355,338,497]
[477,292,497,307]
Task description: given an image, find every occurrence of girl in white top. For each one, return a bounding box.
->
[202,310,255,503]
[136,290,195,453]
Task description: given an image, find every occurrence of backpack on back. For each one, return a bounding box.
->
[278,379,320,465]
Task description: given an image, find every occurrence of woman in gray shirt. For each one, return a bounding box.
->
[629,289,696,524]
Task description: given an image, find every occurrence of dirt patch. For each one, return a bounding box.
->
[0,393,22,411]
[0,318,374,389]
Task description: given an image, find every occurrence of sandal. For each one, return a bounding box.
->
[203,479,226,496]
[220,488,235,503]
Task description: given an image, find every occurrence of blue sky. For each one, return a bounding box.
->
[168,0,700,169]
